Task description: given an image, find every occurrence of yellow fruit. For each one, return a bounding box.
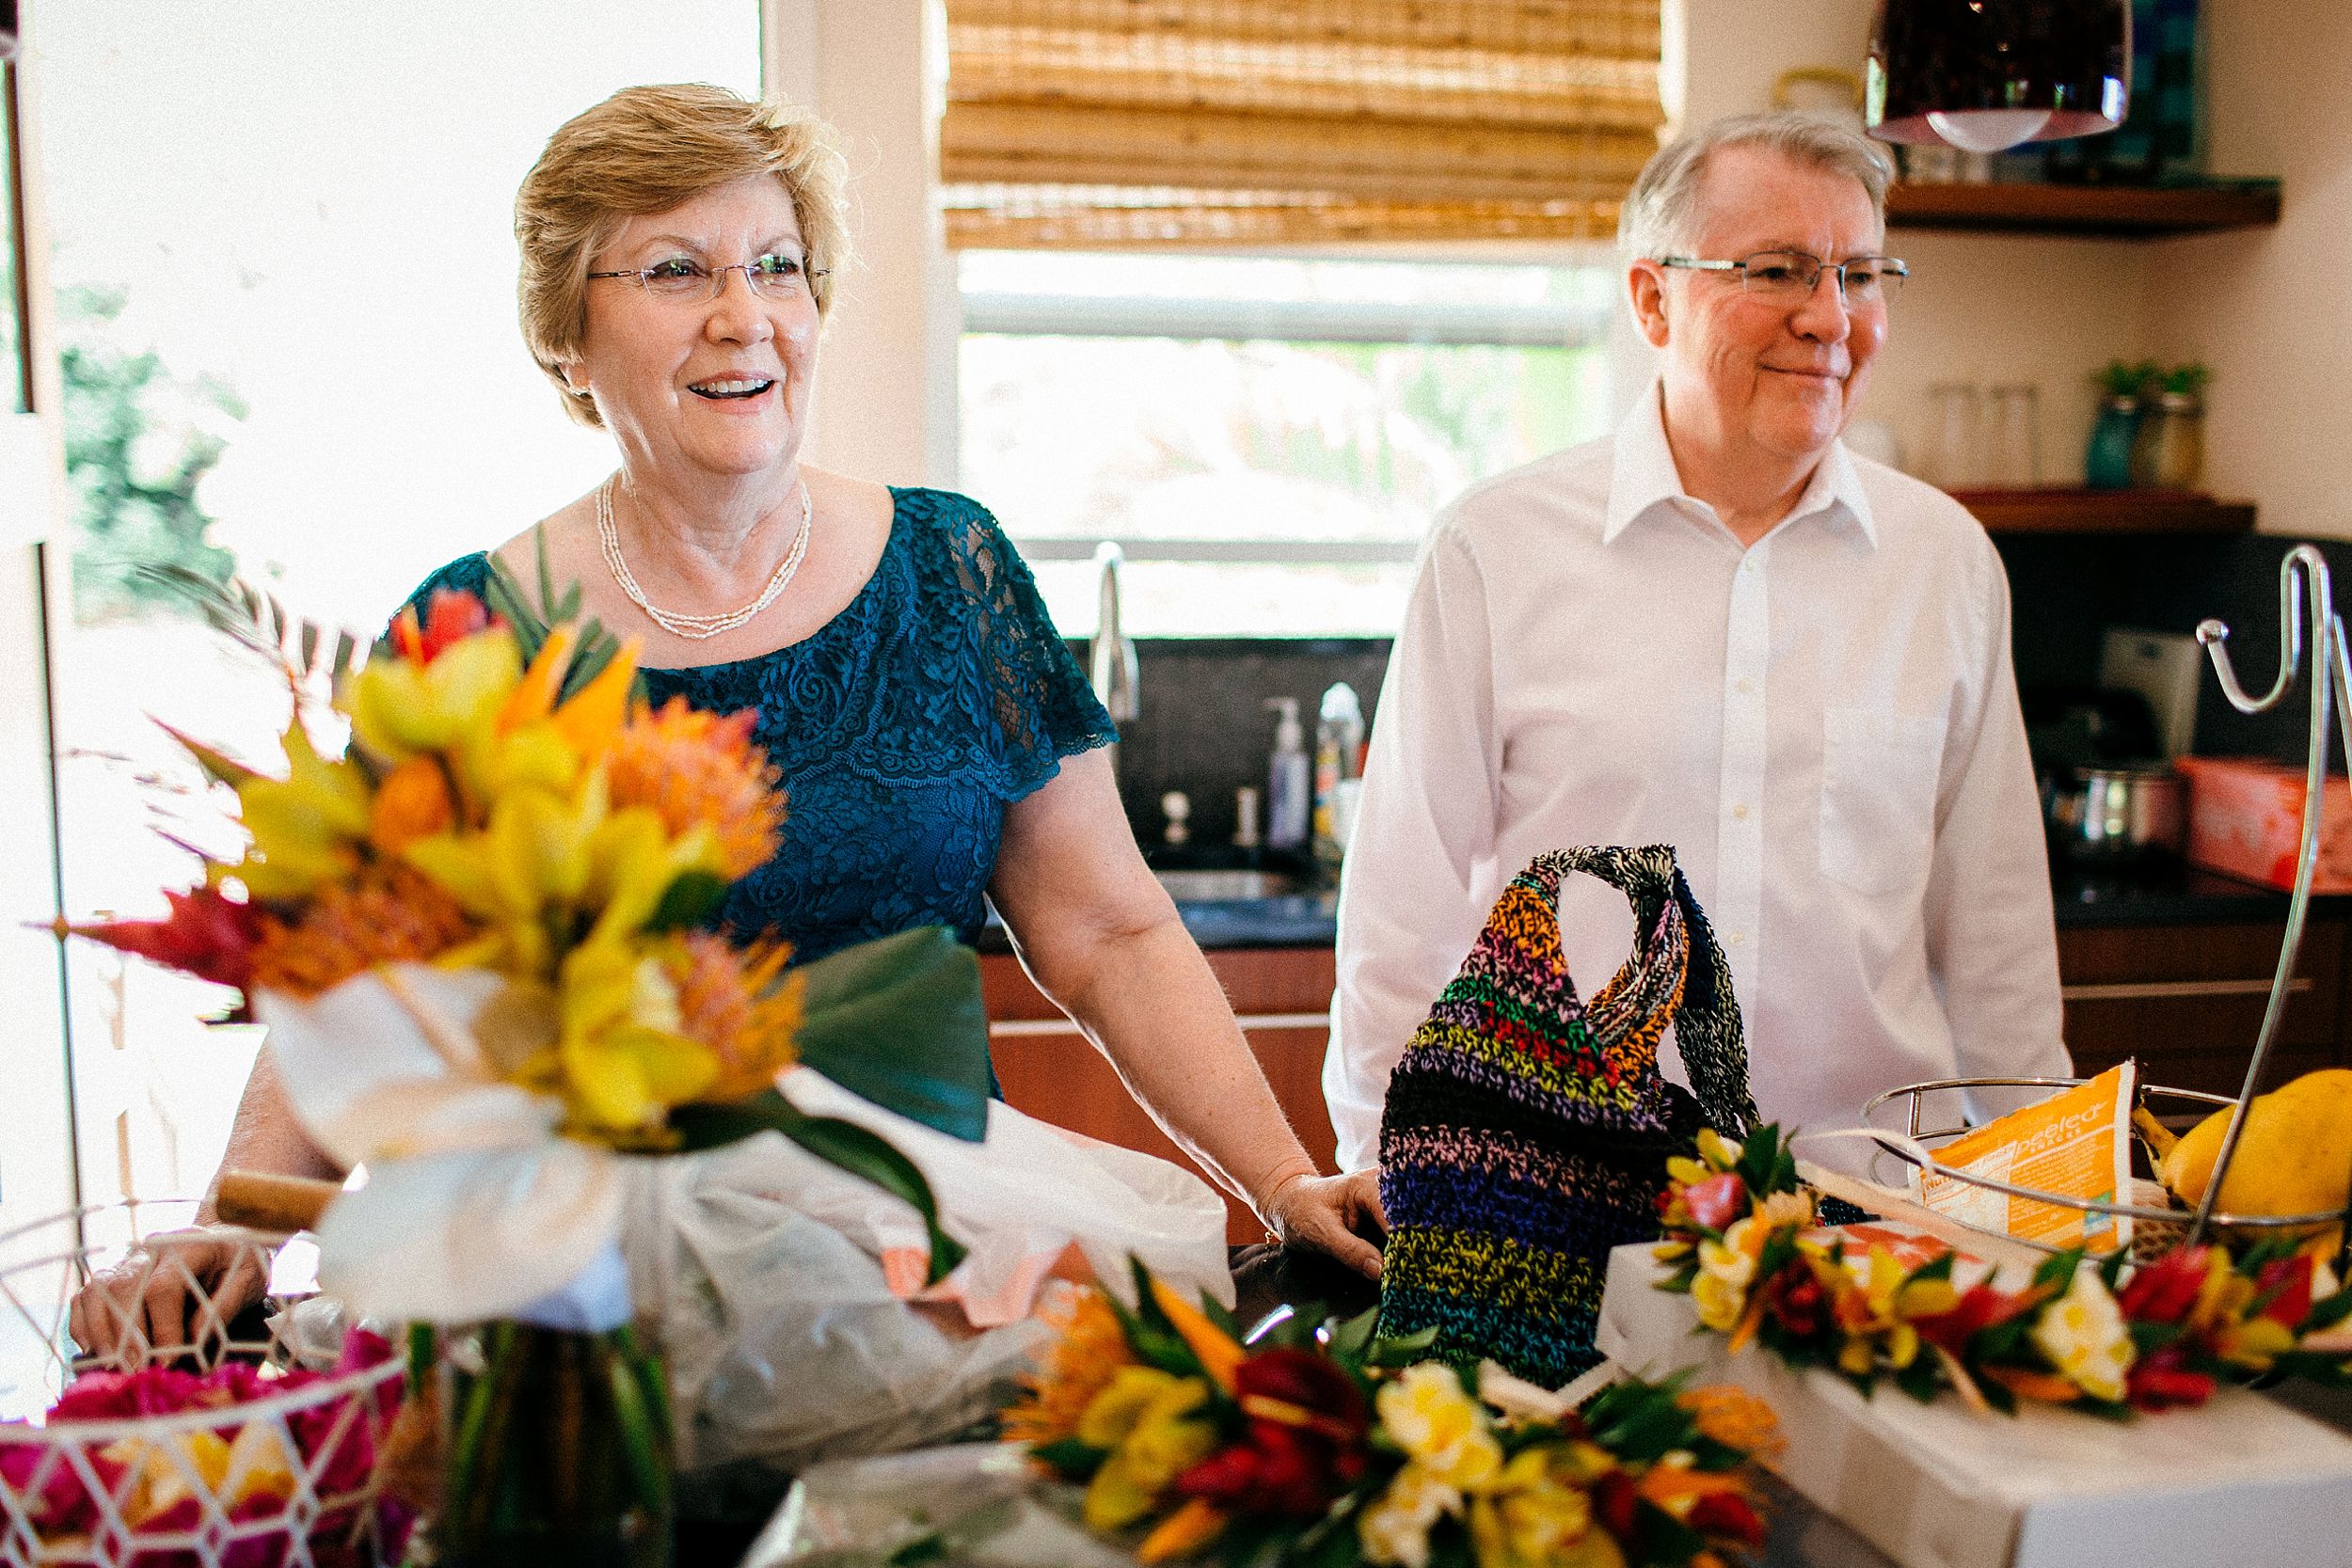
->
[2159,1069,2352,1249]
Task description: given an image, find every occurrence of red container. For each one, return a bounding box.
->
[2175,754,2352,893]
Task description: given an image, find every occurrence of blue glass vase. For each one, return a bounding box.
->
[2086,396,2140,490]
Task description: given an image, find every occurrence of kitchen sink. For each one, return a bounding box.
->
[1153,867,1308,901]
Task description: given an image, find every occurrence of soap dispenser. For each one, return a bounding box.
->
[1313,681,1365,874]
[1264,697,1310,853]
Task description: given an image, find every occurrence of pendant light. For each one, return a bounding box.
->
[1866,0,2131,152]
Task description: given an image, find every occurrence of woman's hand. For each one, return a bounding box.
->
[1260,1167,1388,1279]
[67,1229,269,1362]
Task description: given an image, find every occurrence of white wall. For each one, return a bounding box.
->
[769,0,961,488]
[2143,0,2352,540]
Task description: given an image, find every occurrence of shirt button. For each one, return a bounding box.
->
[1728,930,1746,946]
[1736,677,1756,695]
[1740,558,1757,576]
[1732,802,1751,820]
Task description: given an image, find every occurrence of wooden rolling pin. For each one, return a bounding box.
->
[213,1170,342,1233]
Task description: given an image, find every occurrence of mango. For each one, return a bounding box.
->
[2159,1068,2352,1253]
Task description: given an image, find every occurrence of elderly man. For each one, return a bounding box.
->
[1324,112,2069,1173]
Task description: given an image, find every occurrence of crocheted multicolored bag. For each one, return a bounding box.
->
[1375,845,1757,1388]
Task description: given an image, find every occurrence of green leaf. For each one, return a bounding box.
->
[1362,1323,1440,1368]
[667,1091,967,1284]
[792,926,993,1142]
[644,870,729,934]
[1323,1307,1379,1364]
[1026,1436,1106,1479]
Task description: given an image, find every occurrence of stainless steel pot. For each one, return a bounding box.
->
[2045,763,2188,866]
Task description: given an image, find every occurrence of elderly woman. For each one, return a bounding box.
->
[73,84,1378,1354]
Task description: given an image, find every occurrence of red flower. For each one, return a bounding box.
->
[2254,1255,2318,1328]
[2116,1246,2212,1325]
[1761,1264,1829,1338]
[1911,1283,2035,1357]
[2124,1343,2217,1412]
[1178,1348,1369,1518]
[1686,1488,1769,1545]
[1592,1468,1641,1540]
[70,886,266,991]
[1683,1173,1748,1233]
[389,590,498,666]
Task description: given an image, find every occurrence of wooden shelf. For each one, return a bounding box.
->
[1887,181,2280,237]
[1953,488,2256,535]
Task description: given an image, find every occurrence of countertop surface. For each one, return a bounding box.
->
[977,862,2350,955]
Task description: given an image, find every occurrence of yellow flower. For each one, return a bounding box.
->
[2030,1268,2136,1402]
[554,933,719,1135]
[1693,1127,1740,1171]
[1755,1190,1817,1232]
[1078,1369,1216,1531]
[1469,1447,1620,1568]
[1359,1462,1461,1568]
[1376,1363,1502,1492]
[348,620,521,765]
[369,756,456,856]
[231,721,374,899]
[1692,1216,1764,1333]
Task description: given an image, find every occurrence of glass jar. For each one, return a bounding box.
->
[1925,381,1983,489]
[2146,391,2206,491]
[2085,394,2139,490]
[1985,383,2042,488]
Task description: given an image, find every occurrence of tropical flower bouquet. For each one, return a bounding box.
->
[69,578,991,1565]
[997,1263,1780,1568]
[1653,1125,2352,1416]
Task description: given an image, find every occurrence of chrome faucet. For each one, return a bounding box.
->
[1089,543,1139,763]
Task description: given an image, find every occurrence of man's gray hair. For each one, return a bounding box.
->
[1617,112,1894,261]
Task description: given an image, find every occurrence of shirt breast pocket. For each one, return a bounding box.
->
[1819,706,1946,897]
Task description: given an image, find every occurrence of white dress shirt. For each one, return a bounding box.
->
[1324,384,2068,1171]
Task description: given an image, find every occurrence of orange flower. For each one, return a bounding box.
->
[1677,1385,1783,1461]
[248,863,477,996]
[670,931,803,1101]
[605,698,785,879]
[1004,1286,1135,1448]
[369,758,457,855]
[1138,1497,1227,1563]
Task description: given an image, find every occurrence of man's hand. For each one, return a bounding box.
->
[67,1228,269,1363]
[1260,1168,1389,1278]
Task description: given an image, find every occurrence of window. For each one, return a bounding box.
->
[960,249,1617,636]
[37,2,760,1217]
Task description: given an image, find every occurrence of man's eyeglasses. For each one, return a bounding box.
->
[1658,250,1908,306]
[587,253,828,304]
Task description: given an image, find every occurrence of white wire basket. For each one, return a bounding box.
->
[0,1200,410,1568]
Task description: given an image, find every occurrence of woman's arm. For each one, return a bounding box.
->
[195,1046,343,1221]
[989,749,1384,1275]
[71,1050,340,1358]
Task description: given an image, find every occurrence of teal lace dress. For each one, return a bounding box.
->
[406,487,1116,962]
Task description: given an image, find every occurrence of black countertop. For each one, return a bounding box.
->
[977,863,2349,955]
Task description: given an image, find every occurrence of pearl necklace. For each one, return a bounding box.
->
[596,474,812,640]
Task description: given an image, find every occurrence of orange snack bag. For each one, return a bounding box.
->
[1915,1063,2137,1253]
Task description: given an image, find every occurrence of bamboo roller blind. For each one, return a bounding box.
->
[940,0,1666,247]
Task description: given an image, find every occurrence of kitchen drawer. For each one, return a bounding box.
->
[2058,919,2348,1099]
[979,950,1336,1243]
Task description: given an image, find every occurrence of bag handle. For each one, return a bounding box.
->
[1516,847,1758,1136]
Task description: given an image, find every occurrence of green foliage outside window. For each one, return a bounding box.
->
[60,286,242,622]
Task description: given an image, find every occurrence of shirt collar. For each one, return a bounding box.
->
[1602,380,1878,549]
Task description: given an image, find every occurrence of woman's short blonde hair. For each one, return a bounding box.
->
[516,83,852,428]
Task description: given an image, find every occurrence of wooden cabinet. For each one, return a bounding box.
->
[2058,918,2349,1100]
[980,917,2350,1235]
[981,948,1335,1243]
